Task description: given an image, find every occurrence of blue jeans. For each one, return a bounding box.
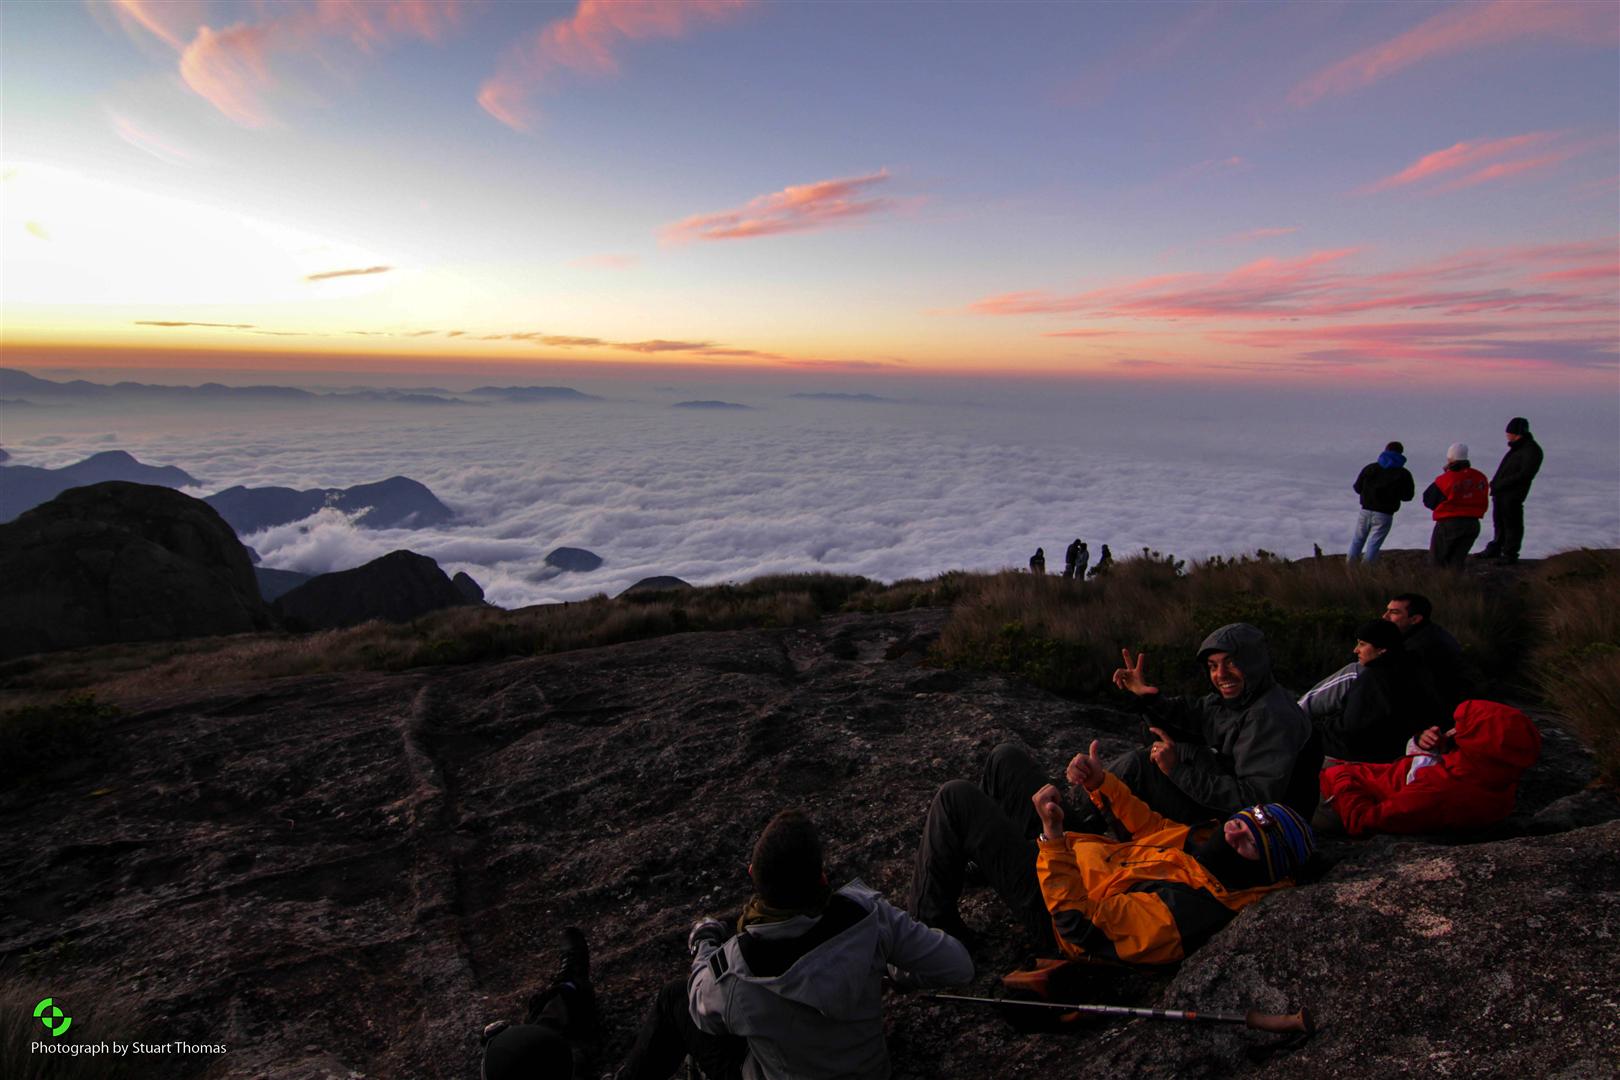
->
[1347,509,1393,564]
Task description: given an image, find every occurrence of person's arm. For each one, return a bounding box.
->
[1353,465,1366,495]
[1323,761,1463,836]
[1035,842,1192,965]
[1398,469,1415,503]
[876,897,973,988]
[1086,770,1182,838]
[686,920,732,1035]
[1422,479,1445,511]
[1165,701,1302,812]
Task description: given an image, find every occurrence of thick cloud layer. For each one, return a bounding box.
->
[5,381,1615,609]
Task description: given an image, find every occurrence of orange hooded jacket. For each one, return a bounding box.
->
[1034,772,1294,966]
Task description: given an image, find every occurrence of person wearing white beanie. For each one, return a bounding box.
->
[1421,444,1489,568]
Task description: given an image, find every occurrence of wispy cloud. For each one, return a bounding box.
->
[660,170,898,244]
[968,241,1620,323]
[478,0,751,133]
[1290,1,1619,109]
[114,1,464,126]
[1223,226,1299,244]
[305,265,393,282]
[1361,132,1598,194]
[135,320,256,329]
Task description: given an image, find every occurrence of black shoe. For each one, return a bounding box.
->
[558,926,590,985]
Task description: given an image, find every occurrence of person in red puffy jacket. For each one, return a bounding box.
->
[1317,700,1541,837]
[1422,443,1489,569]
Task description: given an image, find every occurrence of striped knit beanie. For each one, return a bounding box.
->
[1231,803,1316,882]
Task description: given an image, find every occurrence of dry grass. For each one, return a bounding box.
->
[0,574,873,713]
[1530,549,1620,784]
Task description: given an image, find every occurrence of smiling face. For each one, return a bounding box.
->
[1223,818,1260,861]
[1206,651,1245,700]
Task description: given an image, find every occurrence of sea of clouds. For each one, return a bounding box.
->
[6,377,1616,609]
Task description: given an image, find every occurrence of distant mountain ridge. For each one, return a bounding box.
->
[205,476,455,534]
[0,450,198,522]
[0,368,596,407]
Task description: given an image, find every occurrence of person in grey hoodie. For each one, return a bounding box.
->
[1348,440,1415,564]
[1106,623,1315,823]
[612,810,971,1080]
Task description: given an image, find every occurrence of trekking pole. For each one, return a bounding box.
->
[923,993,1314,1034]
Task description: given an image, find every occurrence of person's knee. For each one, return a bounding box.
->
[934,778,980,818]
[986,741,1034,775]
[1110,746,1152,784]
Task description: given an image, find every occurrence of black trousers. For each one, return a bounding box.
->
[1429,517,1480,568]
[1108,746,1225,825]
[1487,497,1526,558]
[617,977,747,1080]
[908,743,1065,946]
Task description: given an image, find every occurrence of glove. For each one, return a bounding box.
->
[688,917,727,956]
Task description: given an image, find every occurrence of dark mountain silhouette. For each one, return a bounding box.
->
[464,385,601,402]
[620,575,693,595]
[0,450,198,522]
[544,547,603,572]
[0,368,462,407]
[0,481,271,658]
[273,550,474,630]
[205,476,454,534]
[254,566,312,603]
[452,571,486,603]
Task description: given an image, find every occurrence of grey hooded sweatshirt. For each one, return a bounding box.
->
[688,881,972,1080]
[1143,623,1312,812]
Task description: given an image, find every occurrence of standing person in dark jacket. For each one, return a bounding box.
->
[1348,441,1415,565]
[1102,624,1314,823]
[1479,417,1544,563]
[1029,547,1045,575]
[1316,620,1446,764]
[1062,538,1082,579]
[1383,593,1468,710]
[1422,443,1488,569]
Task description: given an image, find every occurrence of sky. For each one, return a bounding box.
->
[2,0,1617,387]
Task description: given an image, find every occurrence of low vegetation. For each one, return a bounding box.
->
[2,552,1614,785]
[1529,549,1620,784]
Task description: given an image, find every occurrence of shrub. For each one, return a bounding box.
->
[0,695,119,783]
[1529,549,1620,785]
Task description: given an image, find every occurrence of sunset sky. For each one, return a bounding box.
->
[3,0,1617,387]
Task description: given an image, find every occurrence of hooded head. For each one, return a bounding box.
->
[1378,441,1406,469]
[1196,623,1275,705]
[1448,700,1542,786]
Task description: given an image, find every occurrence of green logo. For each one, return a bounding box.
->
[33,997,72,1037]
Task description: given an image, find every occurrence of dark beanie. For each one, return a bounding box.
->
[1384,440,1404,454]
[1506,417,1531,436]
[1355,619,1403,652]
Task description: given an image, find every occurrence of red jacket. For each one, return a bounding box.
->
[1319,700,1541,837]
[1426,466,1489,520]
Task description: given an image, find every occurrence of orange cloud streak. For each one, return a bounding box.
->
[661,170,897,244]
[479,0,751,133]
[1290,0,1618,109]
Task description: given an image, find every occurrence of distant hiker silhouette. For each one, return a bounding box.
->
[1087,545,1113,578]
[1030,548,1045,575]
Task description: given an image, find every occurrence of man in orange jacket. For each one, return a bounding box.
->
[910,742,1315,964]
[1423,442,1489,569]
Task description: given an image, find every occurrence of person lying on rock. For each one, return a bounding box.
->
[608,809,972,1080]
[909,741,1315,964]
[1313,620,1447,765]
[1108,623,1315,823]
[1316,700,1541,837]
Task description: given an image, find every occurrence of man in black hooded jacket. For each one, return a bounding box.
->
[1480,417,1544,562]
[1102,623,1315,824]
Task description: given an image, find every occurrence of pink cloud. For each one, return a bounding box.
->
[1290,1,1619,109]
[968,241,1617,322]
[660,170,898,244]
[120,1,464,126]
[1043,329,1123,338]
[478,0,751,132]
[1223,226,1300,244]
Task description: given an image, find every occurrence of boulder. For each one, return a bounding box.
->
[619,575,693,596]
[273,550,472,630]
[544,546,603,573]
[452,571,486,603]
[0,481,271,658]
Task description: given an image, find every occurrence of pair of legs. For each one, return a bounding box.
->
[908,743,1067,948]
[1429,517,1480,569]
[1347,509,1394,564]
[614,978,747,1080]
[1481,498,1526,560]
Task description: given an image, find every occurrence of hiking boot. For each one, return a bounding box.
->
[558,926,590,986]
